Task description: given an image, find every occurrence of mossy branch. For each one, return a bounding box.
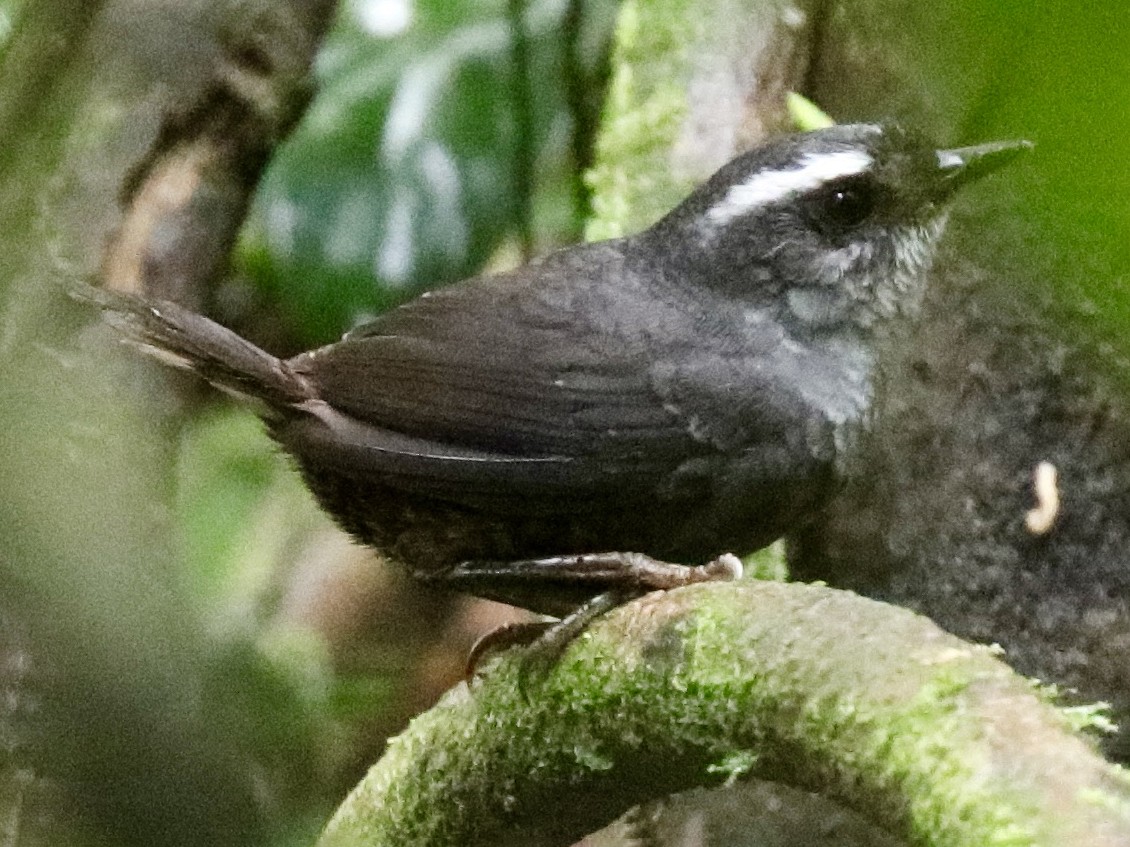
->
[317,581,1130,846]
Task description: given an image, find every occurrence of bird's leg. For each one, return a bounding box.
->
[464,620,553,677]
[439,550,744,616]
[443,552,744,674]
[515,550,744,590]
[467,590,637,683]
[527,588,631,660]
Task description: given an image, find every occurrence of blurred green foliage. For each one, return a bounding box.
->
[0,0,19,43]
[860,1,1130,360]
[958,3,1130,340]
[239,0,617,346]
[176,409,323,617]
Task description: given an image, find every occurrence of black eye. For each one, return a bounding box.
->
[810,177,877,230]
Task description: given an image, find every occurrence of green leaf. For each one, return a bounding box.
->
[239,0,616,345]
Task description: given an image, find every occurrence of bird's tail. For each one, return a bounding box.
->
[73,283,314,409]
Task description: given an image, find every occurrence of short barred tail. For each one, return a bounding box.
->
[73,283,313,409]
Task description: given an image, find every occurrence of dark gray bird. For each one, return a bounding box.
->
[80,123,1028,620]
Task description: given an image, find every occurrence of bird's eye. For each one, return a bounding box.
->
[810,176,877,230]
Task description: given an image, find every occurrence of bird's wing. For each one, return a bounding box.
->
[282,257,714,512]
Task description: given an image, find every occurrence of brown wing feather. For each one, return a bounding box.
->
[282,252,708,510]
[294,261,695,462]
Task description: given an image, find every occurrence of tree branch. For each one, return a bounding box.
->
[317,581,1130,847]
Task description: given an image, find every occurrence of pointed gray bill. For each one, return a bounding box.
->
[935,138,1033,195]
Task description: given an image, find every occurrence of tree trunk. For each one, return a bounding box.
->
[0,1,336,843]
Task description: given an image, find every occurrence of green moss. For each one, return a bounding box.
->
[707,749,759,783]
[1077,785,1130,819]
[1059,702,1118,736]
[584,0,695,240]
[320,583,1130,846]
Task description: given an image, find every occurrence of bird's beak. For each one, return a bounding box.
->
[935,138,1032,196]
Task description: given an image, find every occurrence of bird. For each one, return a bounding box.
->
[78,122,1029,622]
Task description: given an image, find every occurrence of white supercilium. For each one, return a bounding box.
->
[707,149,875,226]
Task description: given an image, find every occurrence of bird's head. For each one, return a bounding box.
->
[649,123,1029,331]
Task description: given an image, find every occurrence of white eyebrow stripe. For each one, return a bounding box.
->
[707,149,875,225]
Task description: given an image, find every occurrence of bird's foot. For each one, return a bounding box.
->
[439,550,744,619]
[450,551,743,676]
